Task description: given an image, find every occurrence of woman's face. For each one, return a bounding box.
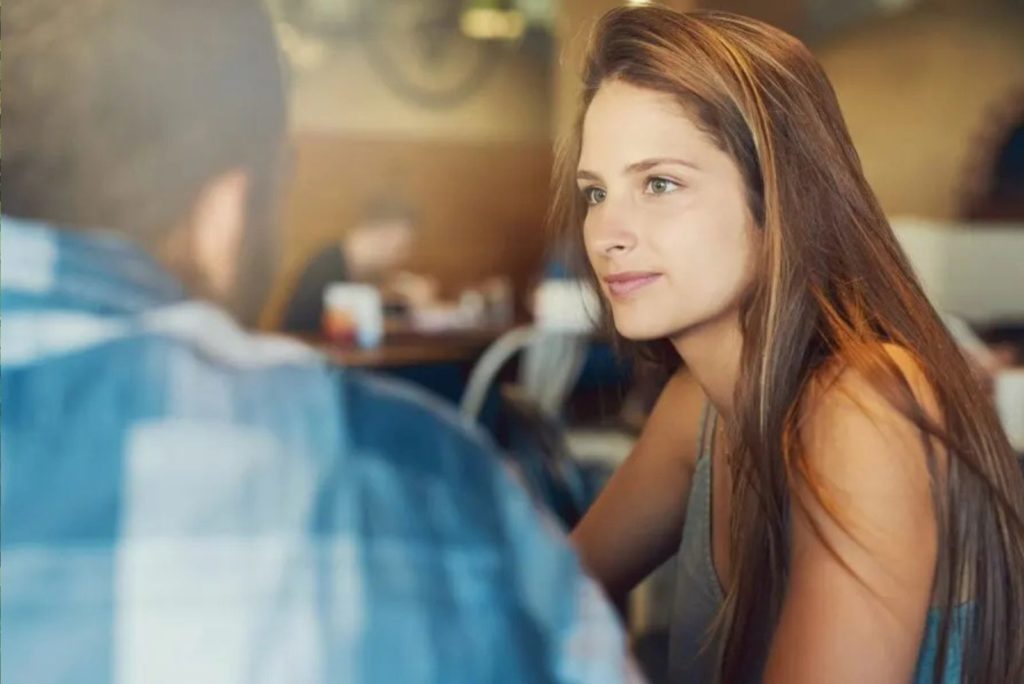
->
[578,79,759,342]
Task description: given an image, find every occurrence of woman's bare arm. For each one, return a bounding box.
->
[571,369,707,601]
[764,350,941,683]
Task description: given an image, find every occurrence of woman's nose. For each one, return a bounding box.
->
[588,204,638,257]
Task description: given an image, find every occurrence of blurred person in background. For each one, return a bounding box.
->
[558,7,1024,684]
[0,1,637,682]
[281,196,417,332]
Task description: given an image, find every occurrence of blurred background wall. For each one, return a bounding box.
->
[817,4,1024,219]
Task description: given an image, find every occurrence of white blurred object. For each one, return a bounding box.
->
[323,283,383,348]
[996,369,1024,452]
[943,313,1001,369]
[532,279,601,332]
[892,218,1024,324]
[407,287,491,333]
[564,428,636,468]
[496,279,602,418]
[409,304,475,332]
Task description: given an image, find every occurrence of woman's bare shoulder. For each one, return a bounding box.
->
[634,368,709,471]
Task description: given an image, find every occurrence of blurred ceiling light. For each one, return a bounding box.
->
[276,21,327,70]
[875,0,917,12]
[626,0,653,6]
[460,8,526,40]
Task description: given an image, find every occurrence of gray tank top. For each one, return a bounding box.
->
[667,405,726,683]
[667,406,968,683]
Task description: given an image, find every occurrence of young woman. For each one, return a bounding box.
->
[557,7,1024,683]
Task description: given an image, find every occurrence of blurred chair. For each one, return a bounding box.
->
[496,384,607,528]
[459,291,634,529]
[462,325,674,660]
[459,325,596,525]
[461,279,600,422]
[459,326,590,422]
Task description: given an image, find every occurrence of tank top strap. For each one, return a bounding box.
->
[696,402,718,465]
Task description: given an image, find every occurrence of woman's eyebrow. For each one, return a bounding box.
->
[577,157,699,182]
[625,157,699,174]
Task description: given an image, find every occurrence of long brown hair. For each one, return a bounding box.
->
[551,7,1024,682]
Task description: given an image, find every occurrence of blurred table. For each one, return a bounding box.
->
[307,327,509,369]
[293,327,512,406]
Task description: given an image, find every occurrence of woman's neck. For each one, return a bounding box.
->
[670,311,744,422]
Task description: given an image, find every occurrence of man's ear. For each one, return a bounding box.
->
[188,169,251,300]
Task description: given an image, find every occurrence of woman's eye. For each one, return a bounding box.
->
[645,177,680,195]
[583,186,607,206]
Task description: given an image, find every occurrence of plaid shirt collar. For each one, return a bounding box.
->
[2,215,186,315]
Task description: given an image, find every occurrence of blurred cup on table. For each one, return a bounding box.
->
[323,283,383,349]
[996,368,1024,452]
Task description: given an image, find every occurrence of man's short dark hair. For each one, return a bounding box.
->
[2,0,288,246]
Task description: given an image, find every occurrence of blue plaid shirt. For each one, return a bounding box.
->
[1,217,639,684]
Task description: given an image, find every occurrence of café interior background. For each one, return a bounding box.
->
[254,0,1024,331]
[4,2,1022,679]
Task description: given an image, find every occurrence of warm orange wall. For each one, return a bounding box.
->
[818,7,1024,220]
[262,134,554,328]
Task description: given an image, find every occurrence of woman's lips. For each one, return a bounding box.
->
[603,272,662,297]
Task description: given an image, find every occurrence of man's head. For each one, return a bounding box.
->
[4,0,288,316]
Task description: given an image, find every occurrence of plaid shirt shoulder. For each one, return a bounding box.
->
[1,217,640,684]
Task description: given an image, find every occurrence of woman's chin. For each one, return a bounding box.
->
[612,318,675,342]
